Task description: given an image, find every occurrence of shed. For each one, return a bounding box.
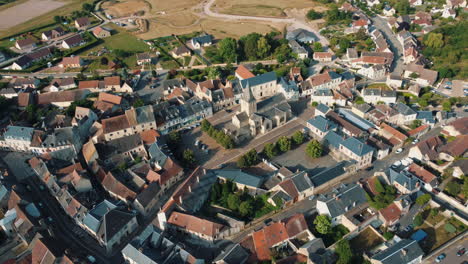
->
[410,229,427,241]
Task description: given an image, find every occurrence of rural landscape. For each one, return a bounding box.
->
[0,0,466,264]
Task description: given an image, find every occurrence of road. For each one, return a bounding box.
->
[424,236,468,263]
[202,0,329,45]
[370,15,404,75]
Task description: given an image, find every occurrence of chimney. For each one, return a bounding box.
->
[402,248,408,256]
[178,195,183,204]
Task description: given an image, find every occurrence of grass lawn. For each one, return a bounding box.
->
[367,83,391,90]
[160,60,179,70]
[349,227,384,254]
[415,217,466,253]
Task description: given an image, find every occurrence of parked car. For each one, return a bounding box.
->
[457,248,466,256]
[194,140,200,146]
[395,148,403,154]
[412,139,420,144]
[435,253,446,262]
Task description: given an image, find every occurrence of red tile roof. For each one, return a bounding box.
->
[408,163,436,183]
[279,179,299,200]
[408,124,429,136]
[167,212,225,238]
[379,203,402,224]
[380,123,408,142]
[104,76,121,87]
[79,80,100,89]
[235,65,255,79]
[101,172,137,200]
[98,92,122,105]
[441,135,468,157]
[102,114,130,134]
[139,129,160,145]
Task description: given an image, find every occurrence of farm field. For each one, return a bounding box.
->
[101,0,151,18]
[0,0,94,38]
[213,0,328,17]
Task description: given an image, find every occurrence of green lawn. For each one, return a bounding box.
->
[350,227,384,254]
[367,83,391,90]
[415,217,466,253]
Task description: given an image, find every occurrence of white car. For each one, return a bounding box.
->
[412,139,419,144]
[395,148,403,154]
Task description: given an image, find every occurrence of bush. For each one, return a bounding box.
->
[383,231,394,240]
[415,193,431,205]
[201,119,234,149]
[414,214,423,226]
[277,136,291,152]
[307,10,323,20]
[263,143,278,159]
[314,215,332,235]
[237,149,259,168]
[292,131,305,145]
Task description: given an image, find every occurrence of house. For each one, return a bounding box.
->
[404,63,438,87]
[352,18,370,31]
[286,28,316,43]
[0,88,17,99]
[366,0,380,7]
[410,0,424,5]
[316,183,368,226]
[61,34,85,49]
[239,71,277,99]
[214,243,250,264]
[133,182,162,216]
[386,74,403,89]
[75,17,90,29]
[383,6,396,16]
[277,77,300,100]
[92,26,111,38]
[15,38,36,51]
[378,202,402,227]
[82,200,138,253]
[362,87,397,105]
[136,53,151,65]
[379,123,408,148]
[93,92,122,113]
[451,159,468,179]
[191,34,213,49]
[369,239,424,264]
[122,224,202,264]
[339,137,374,167]
[104,76,121,90]
[247,214,313,261]
[0,126,34,151]
[358,65,386,80]
[101,105,156,141]
[346,48,359,61]
[10,77,40,89]
[171,45,191,58]
[302,71,342,96]
[270,171,314,202]
[307,116,338,139]
[315,103,330,117]
[352,103,372,119]
[326,111,366,138]
[161,167,217,214]
[446,0,467,8]
[393,103,417,125]
[313,52,333,62]
[12,48,53,70]
[235,65,255,80]
[443,117,468,137]
[289,40,308,59]
[41,27,65,41]
[59,56,83,68]
[367,136,390,160]
[167,212,227,242]
[408,163,437,190]
[213,169,265,194]
[442,7,456,18]
[37,89,89,107]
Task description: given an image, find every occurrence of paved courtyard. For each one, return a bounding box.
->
[272,142,339,175]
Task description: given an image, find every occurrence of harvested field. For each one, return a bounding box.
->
[214,0,328,17]
[0,0,66,30]
[146,0,200,13]
[139,17,282,40]
[102,0,151,18]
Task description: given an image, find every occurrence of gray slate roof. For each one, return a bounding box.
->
[213,169,265,188]
[324,130,345,149]
[307,116,338,133]
[309,161,353,187]
[4,126,34,141]
[395,103,416,116]
[240,71,276,88]
[317,183,367,218]
[371,239,424,264]
[316,103,330,114]
[341,137,374,157]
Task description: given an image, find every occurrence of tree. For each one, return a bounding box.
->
[314,215,332,234]
[416,193,431,205]
[182,149,196,167]
[307,10,323,20]
[82,3,93,12]
[121,68,128,80]
[409,72,420,79]
[277,136,291,152]
[313,42,323,52]
[241,33,261,60]
[430,208,439,217]
[446,181,461,196]
[263,143,278,159]
[335,239,353,264]
[218,38,238,63]
[417,98,428,108]
[354,96,365,104]
[257,37,271,59]
[133,98,144,108]
[54,16,63,24]
[205,67,221,79]
[201,119,213,132]
[395,0,410,15]
[151,70,157,78]
[383,231,394,240]
[100,57,109,65]
[274,43,293,63]
[442,100,452,112]
[168,131,181,144]
[413,214,423,226]
[424,32,444,49]
[237,149,259,168]
[292,131,305,145]
[338,38,351,53]
[239,200,253,217]
[306,140,323,158]
[227,194,240,211]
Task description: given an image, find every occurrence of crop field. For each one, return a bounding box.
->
[213,0,328,17]
[102,0,151,18]
[0,0,94,38]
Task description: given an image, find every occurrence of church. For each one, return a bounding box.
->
[224,84,293,143]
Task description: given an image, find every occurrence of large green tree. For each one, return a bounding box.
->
[306,140,323,158]
[263,143,278,159]
[227,194,240,211]
[257,37,271,59]
[292,131,305,145]
[335,239,353,264]
[277,136,291,153]
[314,215,332,234]
[218,38,238,63]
